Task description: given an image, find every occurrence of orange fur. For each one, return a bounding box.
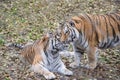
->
[72,12,120,46]
[20,35,49,65]
[19,34,73,79]
[58,12,120,69]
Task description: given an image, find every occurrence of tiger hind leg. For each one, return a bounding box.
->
[31,63,56,79]
[85,47,99,70]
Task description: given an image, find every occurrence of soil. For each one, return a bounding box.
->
[0,0,120,80]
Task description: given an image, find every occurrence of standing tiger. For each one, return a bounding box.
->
[12,32,73,79]
[56,12,120,70]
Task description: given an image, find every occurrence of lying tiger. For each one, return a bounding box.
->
[56,11,120,70]
[12,32,73,79]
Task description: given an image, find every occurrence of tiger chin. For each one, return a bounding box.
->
[14,33,73,79]
[57,12,120,70]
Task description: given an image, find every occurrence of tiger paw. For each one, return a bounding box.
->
[69,62,79,68]
[84,64,96,70]
[43,72,56,79]
[60,68,73,76]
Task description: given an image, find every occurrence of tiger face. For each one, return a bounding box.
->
[56,21,79,44]
[48,32,69,51]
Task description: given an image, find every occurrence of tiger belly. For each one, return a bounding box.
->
[44,51,62,72]
[98,37,120,49]
[44,51,73,75]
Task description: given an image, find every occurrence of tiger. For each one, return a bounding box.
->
[11,32,73,79]
[56,12,120,70]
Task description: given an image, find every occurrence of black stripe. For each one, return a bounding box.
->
[53,61,59,67]
[85,14,99,43]
[84,43,89,49]
[109,14,119,23]
[84,14,95,30]
[95,29,99,43]
[68,27,74,42]
[51,50,57,55]
[99,42,104,48]
[106,15,118,48]
[112,13,120,20]
[44,51,50,65]
[75,48,84,54]
[107,14,116,40]
[82,15,93,37]
[96,15,100,26]
[84,14,94,26]
[114,36,119,43]
[109,14,120,32]
[54,63,61,71]
[51,39,54,49]
[81,38,87,47]
[102,15,109,48]
[44,51,48,57]
[101,42,107,49]
[71,28,76,41]
[79,30,82,43]
[83,24,85,37]
[54,39,57,49]
[106,39,114,48]
[53,53,59,59]
[94,15,100,43]
[53,39,58,50]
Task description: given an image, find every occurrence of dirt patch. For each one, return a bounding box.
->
[0,46,120,80]
[0,0,120,80]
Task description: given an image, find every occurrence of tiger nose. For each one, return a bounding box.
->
[61,41,66,44]
[60,37,66,43]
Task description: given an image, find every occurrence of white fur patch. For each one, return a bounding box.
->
[59,51,75,57]
[73,27,80,39]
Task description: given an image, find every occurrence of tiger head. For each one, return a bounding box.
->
[56,19,79,44]
[46,32,69,51]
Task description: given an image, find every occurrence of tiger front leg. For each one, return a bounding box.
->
[31,63,56,79]
[69,51,82,68]
[57,62,73,76]
[86,47,99,70]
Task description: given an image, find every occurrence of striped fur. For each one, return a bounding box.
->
[16,33,73,79]
[57,12,120,69]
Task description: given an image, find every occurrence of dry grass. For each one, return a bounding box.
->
[0,0,120,80]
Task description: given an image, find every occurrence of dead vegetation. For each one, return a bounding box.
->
[0,0,120,80]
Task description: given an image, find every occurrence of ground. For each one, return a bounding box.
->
[0,0,120,80]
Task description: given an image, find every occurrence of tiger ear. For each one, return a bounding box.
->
[41,36,49,42]
[46,32,53,38]
[72,16,81,23]
[59,22,63,25]
[69,20,75,27]
[59,22,64,29]
[41,33,50,42]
